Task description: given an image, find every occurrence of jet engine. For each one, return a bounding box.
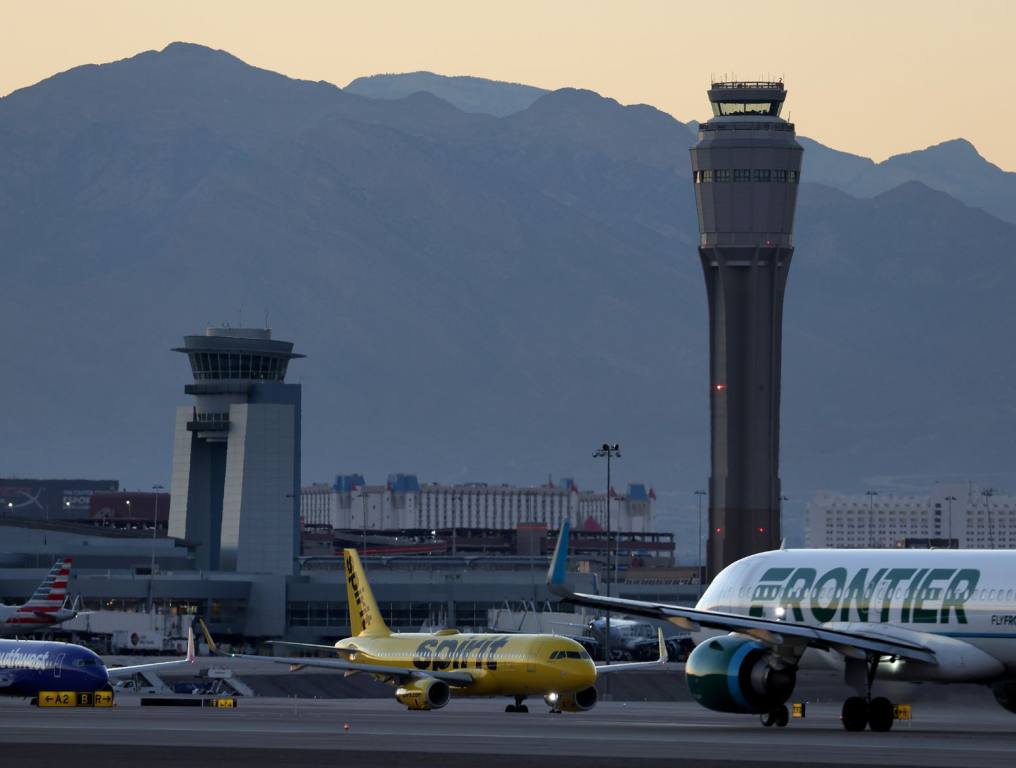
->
[545,686,597,712]
[685,635,795,714]
[991,682,1016,714]
[394,678,451,710]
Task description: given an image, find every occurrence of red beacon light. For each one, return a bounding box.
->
[714,383,726,392]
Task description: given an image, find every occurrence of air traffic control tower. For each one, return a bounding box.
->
[168,328,303,575]
[690,81,803,579]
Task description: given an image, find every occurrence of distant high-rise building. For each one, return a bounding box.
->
[299,475,655,533]
[168,328,303,574]
[689,81,803,578]
[806,486,1016,549]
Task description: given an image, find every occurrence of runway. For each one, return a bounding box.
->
[2,697,1014,768]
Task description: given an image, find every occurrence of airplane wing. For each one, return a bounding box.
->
[267,640,354,656]
[594,628,668,673]
[198,621,473,686]
[106,627,197,677]
[547,521,937,665]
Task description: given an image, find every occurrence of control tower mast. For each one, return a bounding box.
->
[690,81,803,579]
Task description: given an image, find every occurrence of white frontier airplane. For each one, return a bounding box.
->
[548,520,1016,732]
[0,558,80,637]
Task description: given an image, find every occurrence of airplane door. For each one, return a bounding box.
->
[528,640,547,673]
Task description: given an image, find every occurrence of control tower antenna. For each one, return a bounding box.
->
[688,80,804,580]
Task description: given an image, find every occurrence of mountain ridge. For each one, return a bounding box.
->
[1,43,1014,552]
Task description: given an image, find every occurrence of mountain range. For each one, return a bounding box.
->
[1,43,1013,554]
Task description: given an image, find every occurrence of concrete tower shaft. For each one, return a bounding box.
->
[690,82,803,580]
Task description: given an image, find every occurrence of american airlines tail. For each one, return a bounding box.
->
[0,558,76,635]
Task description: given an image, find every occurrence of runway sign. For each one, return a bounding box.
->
[206,697,237,708]
[37,691,115,708]
[791,702,806,718]
[894,704,912,721]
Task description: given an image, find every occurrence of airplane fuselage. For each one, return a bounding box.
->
[698,548,1016,680]
[337,632,597,697]
[0,639,109,697]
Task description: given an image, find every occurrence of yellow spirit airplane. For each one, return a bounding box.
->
[200,548,665,712]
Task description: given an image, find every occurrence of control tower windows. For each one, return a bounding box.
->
[733,169,751,182]
[715,169,732,182]
[711,101,782,117]
[774,170,787,183]
[754,169,772,182]
[187,352,290,381]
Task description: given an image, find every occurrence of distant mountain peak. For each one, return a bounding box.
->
[345,71,547,117]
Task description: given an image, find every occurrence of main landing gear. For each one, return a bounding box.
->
[759,704,789,728]
[841,655,895,732]
[506,695,529,713]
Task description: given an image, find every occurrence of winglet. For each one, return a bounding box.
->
[197,619,219,656]
[656,628,667,664]
[547,519,572,597]
[186,625,196,664]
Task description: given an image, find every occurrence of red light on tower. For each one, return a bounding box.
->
[714,383,726,392]
[714,527,722,534]
[758,527,765,534]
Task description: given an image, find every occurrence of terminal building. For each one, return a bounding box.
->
[805,485,1016,549]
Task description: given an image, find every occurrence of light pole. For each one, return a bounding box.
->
[944,495,957,546]
[150,485,163,612]
[593,443,620,665]
[865,490,878,548]
[358,488,369,566]
[694,490,706,598]
[982,488,996,549]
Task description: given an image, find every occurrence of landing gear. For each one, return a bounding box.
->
[506,696,528,713]
[841,696,868,732]
[841,656,895,732]
[760,704,789,728]
[868,697,894,732]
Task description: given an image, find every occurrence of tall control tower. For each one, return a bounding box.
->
[690,81,803,579]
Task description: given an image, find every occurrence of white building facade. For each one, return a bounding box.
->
[805,485,1016,549]
[300,475,655,534]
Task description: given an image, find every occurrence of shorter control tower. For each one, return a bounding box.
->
[168,328,303,575]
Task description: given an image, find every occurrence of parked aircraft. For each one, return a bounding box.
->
[0,626,195,699]
[0,558,79,637]
[201,548,665,712]
[548,518,1016,731]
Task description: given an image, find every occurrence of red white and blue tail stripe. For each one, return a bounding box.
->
[9,558,73,625]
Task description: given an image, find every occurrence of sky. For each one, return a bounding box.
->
[2,0,1015,171]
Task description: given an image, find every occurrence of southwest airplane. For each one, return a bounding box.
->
[548,519,1016,732]
[0,626,195,699]
[0,558,80,636]
[201,548,665,712]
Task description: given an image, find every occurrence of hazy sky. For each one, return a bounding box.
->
[3,0,1015,170]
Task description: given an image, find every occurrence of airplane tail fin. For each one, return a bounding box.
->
[19,557,73,613]
[343,549,390,637]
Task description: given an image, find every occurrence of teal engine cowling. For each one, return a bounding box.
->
[685,635,796,714]
[991,682,1016,713]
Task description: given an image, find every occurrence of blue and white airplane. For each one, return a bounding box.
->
[0,626,195,698]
